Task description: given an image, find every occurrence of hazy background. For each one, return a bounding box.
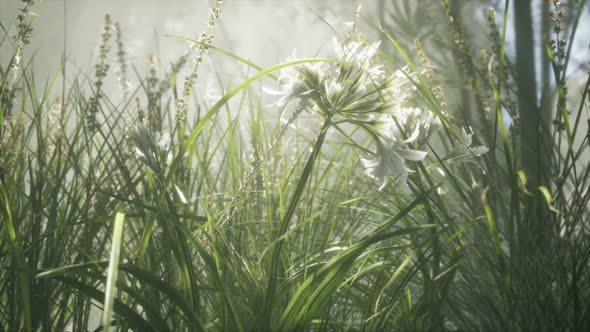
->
[1,0,366,96]
[1,0,588,124]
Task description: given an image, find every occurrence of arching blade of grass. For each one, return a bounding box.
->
[166,58,336,188]
[102,211,125,330]
[263,118,332,328]
[279,185,437,330]
[279,224,436,330]
[36,261,204,332]
[49,276,158,332]
[379,30,444,119]
[167,35,266,75]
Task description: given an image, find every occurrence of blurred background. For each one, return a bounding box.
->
[1,0,362,90]
[1,0,588,108]
[1,0,589,145]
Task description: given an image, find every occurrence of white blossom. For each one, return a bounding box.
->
[332,37,380,70]
[461,127,489,157]
[264,37,454,192]
[264,61,327,107]
[333,37,385,86]
[362,108,440,189]
[441,127,489,163]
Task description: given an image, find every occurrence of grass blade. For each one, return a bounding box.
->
[102,211,125,330]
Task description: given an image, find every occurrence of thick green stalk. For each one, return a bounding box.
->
[514,0,544,189]
[514,0,556,253]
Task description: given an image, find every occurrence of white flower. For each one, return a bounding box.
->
[460,127,489,156]
[441,127,489,163]
[362,111,434,189]
[332,37,385,85]
[332,37,380,68]
[361,145,409,190]
[361,140,426,190]
[362,107,442,190]
[324,79,344,104]
[265,38,390,116]
[378,107,442,144]
[264,61,327,107]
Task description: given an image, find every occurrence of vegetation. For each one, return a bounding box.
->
[1,0,589,331]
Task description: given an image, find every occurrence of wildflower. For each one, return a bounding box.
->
[343,4,362,42]
[8,0,34,86]
[361,139,425,191]
[265,60,328,108]
[267,37,390,122]
[460,127,489,156]
[266,36,442,190]
[333,38,382,73]
[384,106,442,142]
[86,14,113,133]
[362,108,440,190]
[114,21,131,106]
[442,127,489,163]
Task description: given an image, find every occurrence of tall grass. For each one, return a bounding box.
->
[1,0,589,331]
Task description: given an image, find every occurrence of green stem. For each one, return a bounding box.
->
[263,117,331,329]
[515,0,543,189]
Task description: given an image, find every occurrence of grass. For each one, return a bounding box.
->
[1,0,590,331]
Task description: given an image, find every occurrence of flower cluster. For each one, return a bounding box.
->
[269,37,488,190]
[268,37,387,121]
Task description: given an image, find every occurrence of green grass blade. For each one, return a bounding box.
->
[0,186,32,332]
[102,211,125,330]
[167,58,335,187]
[166,35,266,75]
[279,225,435,330]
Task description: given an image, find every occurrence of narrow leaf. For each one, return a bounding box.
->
[103,211,125,330]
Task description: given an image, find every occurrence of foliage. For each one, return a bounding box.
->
[1,0,589,331]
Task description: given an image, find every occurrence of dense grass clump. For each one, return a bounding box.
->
[1,0,589,331]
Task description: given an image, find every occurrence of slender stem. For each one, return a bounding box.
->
[263,116,331,329]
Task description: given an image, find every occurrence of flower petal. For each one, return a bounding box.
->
[394,148,428,161]
[470,146,489,156]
